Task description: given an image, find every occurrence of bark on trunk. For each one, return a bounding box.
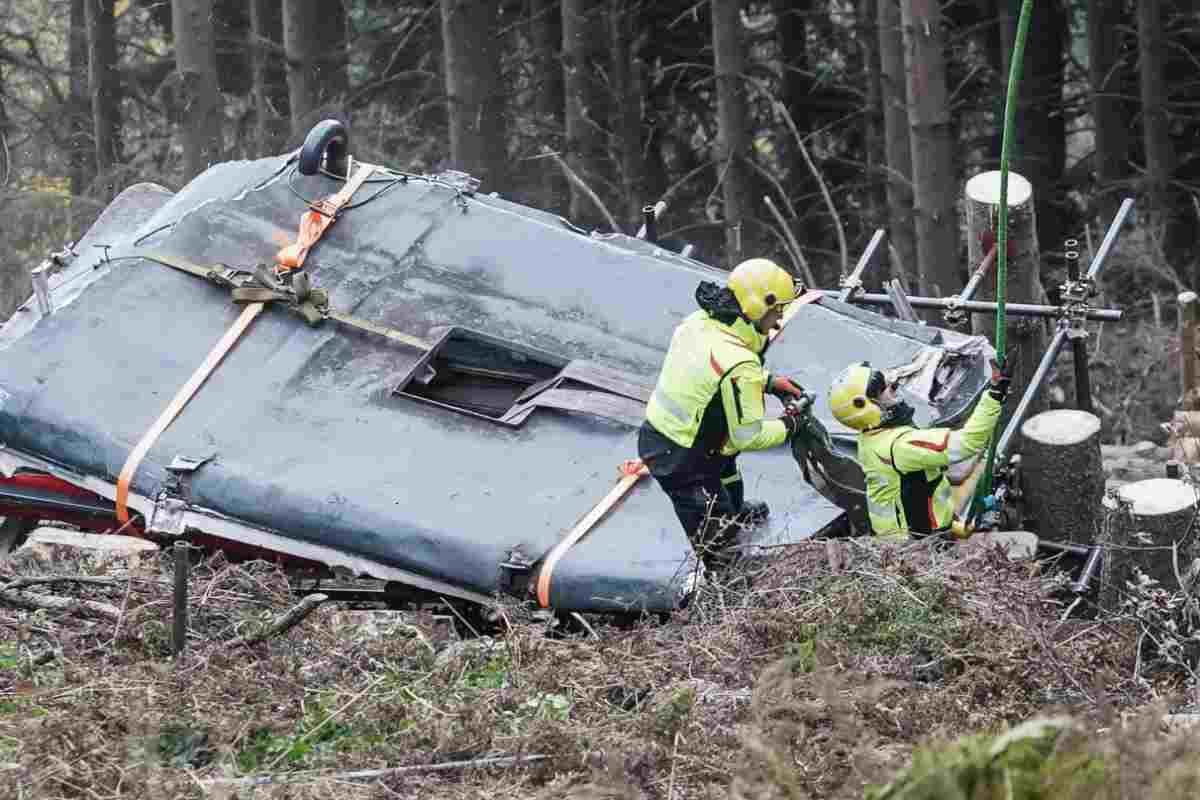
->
[1088,0,1130,223]
[1019,409,1104,545]
[562,0,612,228]
[610,0,644,229]
[712,0,752,267]
[283,0,348,134]
[900,0,957,305]
[877,0,916,288]
[440,0,507,190]
[68,0,95,197]
[1100,478,1200,613]
[172,0,224,181]
[965,170,1046,424]
[251,0,290,156]
[531,0,567,213]
[859,0,887,253]
[85,0,122,197]
[1138,0,1174,238]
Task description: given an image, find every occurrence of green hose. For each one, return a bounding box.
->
[976,0,1035,508]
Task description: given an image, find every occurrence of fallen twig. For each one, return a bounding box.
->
[205,754,550,787]
[227,592,327,648]
[0,588,121,621]
[539,146,621,233]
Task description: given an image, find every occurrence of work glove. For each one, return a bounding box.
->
[780,401,806,438]
[988,358,1011,403]
[768,375,805,400]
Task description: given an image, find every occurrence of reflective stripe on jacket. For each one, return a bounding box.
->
[645,310,787,459]
[857,393,1002,539]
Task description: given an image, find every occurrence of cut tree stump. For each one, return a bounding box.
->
[1020,409,1104,544]
[1099,478,1200,613]
[964,170,1047,433]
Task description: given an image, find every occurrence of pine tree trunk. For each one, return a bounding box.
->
[1139,0,1174,239]
[610,0,644,229]
[440,0,506,190]
[1019,409,1104,545]
[562,0,611,228]
[251,0,290,156]
[712,0,752,267]
[68,0,94,197]
[531,0,566,213]
[859,0,887,252]
[283,0,348,134]
[900,0,958,305]
[1004,0,1066,278]
[1100,479,1200,613]
[85,0,121,198]
[1088,0,1130,224]
[877,0,916,289]
[172,0,224,181]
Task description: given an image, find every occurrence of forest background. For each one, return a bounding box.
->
[0,0,1196,441]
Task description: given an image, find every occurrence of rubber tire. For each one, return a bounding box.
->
[298,119,350,177]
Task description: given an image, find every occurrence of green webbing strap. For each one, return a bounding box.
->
[976,0,1035,509]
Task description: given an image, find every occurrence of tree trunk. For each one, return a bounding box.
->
[283,0,348,135]
[68,0,94,197]
[1088,0,1130,224]
[531,0,567,213]
[1138,0,1175,247]
[610,0,644,229]
[712,0,752,267]
[440,0,507,190]
[251,0,290,156]
[900,0,957,306]
[1100,478,1200,613]
[85,0,122,198]
[1019,409,1104,545]
[859,0,887,259]
[562,0,612,229]
[877,0,917,288]
[1000,0,1065,278]
[965,170,1046,423]
[172,0,224,181]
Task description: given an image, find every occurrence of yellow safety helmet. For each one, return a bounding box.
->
[828,362,887,431]
[728,258,797,322]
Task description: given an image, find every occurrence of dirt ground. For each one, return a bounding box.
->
[4,528,1200,800]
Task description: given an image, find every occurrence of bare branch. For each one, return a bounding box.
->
[227,593,327,648]
[763,195,817,289]
[539,146,622,233]
[775,101,848,277]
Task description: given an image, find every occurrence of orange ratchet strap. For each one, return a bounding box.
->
[276,162,376,271]
[535,459,649,608]
[115,166,375,523]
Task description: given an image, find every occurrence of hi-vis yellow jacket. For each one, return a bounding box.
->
[645,310,787,458]
[857,393,1002,539]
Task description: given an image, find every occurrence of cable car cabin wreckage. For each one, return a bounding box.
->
[0,121,1127,622]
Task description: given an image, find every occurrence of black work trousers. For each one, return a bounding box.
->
[637,422,746,566]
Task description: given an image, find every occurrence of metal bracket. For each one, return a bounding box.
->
[837,274,864,301]
[943,298,966,328]
[147,494,189,537]
[1058,276,1097,340]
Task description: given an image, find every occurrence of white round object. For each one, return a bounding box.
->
[965,171,1033,207]
[1021,409,1101,446]
[1102,478,1197,516]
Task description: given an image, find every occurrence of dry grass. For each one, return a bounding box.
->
[1,536,1197,799]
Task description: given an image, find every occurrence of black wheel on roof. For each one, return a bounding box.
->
[298,119,350,177]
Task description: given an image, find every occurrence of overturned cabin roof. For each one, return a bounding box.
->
[0,154,989,612]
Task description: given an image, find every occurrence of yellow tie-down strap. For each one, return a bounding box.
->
[535,459,649,608]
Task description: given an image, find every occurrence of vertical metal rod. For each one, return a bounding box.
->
[1072,338,1094,415]
[838,229,886,303]
[1085,197,1135,281]
[995,326,1069,464]
[31,265,53,315]
[885,278,920,323]
[172,540,189,656]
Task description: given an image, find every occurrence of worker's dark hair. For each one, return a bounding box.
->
[695,281,742,325]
